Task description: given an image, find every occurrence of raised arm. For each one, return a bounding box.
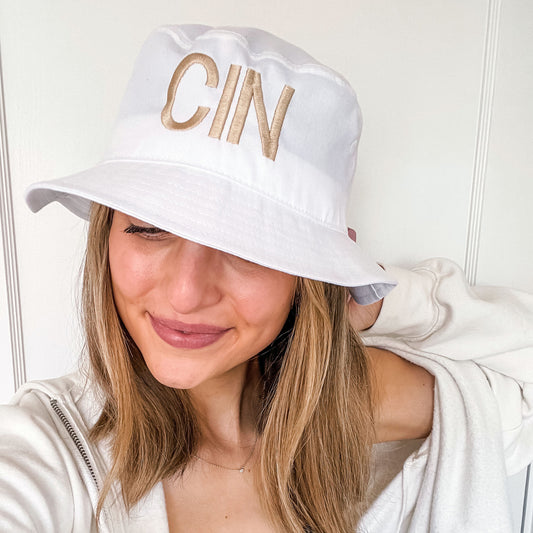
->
[367,346,434,442]
[353,257,533,471]
[361,258,533,380]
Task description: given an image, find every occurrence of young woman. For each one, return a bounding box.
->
[1,24,532,533]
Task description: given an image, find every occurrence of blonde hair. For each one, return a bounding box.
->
[83,203,376,532]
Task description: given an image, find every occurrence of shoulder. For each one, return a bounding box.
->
[3,371,85,435]
[8,370,103,426]
[0,372,98,531]
[10,370,88,404]
[0,376,78,465]
[0,369,101,467]
[1,370,105,484]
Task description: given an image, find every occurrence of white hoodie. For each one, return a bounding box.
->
[0,258,532,532]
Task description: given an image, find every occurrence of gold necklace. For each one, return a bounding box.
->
[193,438,258,473]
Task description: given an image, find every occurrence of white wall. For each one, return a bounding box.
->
[0,0,531,529]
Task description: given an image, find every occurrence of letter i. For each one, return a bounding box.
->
[208,64,242,139]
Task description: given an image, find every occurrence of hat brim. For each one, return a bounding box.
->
[25,159,396,304]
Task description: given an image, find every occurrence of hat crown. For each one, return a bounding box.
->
[106,25,362,229]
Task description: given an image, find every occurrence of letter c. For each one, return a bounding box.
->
[161,53,219,130]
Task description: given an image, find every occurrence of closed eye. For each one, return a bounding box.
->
[124,223,169,238]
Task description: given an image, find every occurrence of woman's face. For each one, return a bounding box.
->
[108,211,297,390]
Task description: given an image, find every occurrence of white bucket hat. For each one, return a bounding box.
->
[25,24,396,304]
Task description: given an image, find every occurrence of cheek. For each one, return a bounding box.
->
[108,237,155,306]
[232,274,295,334]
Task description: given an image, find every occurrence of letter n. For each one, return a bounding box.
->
[227,68,295,161]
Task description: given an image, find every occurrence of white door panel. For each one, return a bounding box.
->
[0,246,14,404]
[346,1,487,267]
[477,0,533,290]
[508,467,530,532]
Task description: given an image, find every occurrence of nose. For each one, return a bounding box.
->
[163,238,223,315]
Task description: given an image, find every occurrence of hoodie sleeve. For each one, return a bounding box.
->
[361,257,533,475]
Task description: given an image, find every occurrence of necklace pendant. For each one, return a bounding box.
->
[239,467,245,473]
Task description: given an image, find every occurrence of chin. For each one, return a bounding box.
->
[141,352,212,390]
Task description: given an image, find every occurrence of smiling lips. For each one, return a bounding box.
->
[149,315,230,349]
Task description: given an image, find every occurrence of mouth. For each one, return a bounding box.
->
[149,314,231,349]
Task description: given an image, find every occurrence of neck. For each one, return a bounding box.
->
[188,359,262,451]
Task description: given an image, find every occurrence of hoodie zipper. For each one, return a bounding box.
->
[50,398,100,491]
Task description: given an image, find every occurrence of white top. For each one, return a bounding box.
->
[0,258,532,532]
